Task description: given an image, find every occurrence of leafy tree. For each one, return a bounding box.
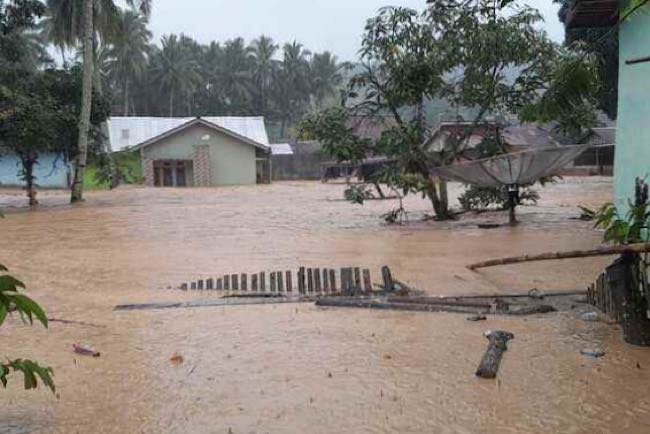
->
[106,9,151,116]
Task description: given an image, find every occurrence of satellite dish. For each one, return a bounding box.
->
[430,145,590,225]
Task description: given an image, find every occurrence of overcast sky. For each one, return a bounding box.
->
[142,0,564,61]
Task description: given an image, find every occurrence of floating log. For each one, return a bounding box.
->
[315,298,485,314]
[382,266,394,292]
[115,297,315,312]
[241,274,247,291]
[467,243,650,270]
[286,271,293,292]
[475,330,514,379]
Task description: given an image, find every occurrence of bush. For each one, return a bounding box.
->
[459,185,539,211]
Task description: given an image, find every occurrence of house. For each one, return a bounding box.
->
[0,149,70,188]
[108,116,283,187]
[565,0,650,205]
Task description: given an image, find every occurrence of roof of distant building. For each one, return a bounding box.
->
[108,116,271,152]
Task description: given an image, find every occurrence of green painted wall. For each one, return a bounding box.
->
[615,5,650,206]
[142,124,258,186]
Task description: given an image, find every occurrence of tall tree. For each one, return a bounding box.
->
[106,9,151,115]
[249,35,278,116]
[62,0,151,203]
[309,51,342,109]
[274,41,311,138]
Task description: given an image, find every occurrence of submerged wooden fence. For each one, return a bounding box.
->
[587,270,620,321]
[176,266,381,296]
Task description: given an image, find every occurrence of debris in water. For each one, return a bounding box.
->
[327,372,333,378]
[170,352,184,366]
[637,362,642,369]
[581,312,599,322]
[580,348,605,358]
[467,314,487,321]
[527,289,544,299]
[73,343,100,357]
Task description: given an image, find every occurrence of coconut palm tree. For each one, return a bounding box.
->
[43,0,151,202]
[309,51,342,109]
[273,41,311,138]
[106,10,151,115]
[213,37,253,114]
[249,35,278,116]
[149,34,201,116]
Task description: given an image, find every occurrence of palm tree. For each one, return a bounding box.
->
[44,0,151,202]
[249,35,278,116]
[273,41,311,138]
[214,37,253,114]
[106,10,151,115]
[309,51,342,108]
[150,34,201,116]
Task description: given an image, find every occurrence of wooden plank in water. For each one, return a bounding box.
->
[277,271,284,292]
[251,274,258,292]
[363,269,372,293]
[241,274,247,291]
[286,271,293,292]
[323,269,330,293]
[232,274,239,291]
[307,268,314,293]
[298,267,306,294]
[260,272,266,292]
[353,268,361,291]
[224,275,230,291]
[216,278,223,290]
[270,272,277,292]
[329,269,337,293]
[314,268,322,293]
[206,278,214,290]
[382,266,394,292]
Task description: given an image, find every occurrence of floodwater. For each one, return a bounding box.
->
[1,177,650,433]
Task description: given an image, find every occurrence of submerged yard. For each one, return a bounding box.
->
[2,178,650,433]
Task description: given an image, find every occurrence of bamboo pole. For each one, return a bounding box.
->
[467,243,650,270]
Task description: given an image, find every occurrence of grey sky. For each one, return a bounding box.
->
[144,0,565,61]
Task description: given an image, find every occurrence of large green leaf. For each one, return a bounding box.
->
[11,293,48,328]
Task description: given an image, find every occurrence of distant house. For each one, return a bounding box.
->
[0,149,70,188]
[108,116,287,187]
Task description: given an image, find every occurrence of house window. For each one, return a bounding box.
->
[121,129,130,140]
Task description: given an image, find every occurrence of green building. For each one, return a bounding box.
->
[566,0,650,206]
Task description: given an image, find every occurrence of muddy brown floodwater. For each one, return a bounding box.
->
[1,177,650,433]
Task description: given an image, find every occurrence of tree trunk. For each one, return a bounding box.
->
[20,152,38,206]
[123,79,129,116]
[93,64,118,189]
[70,0,94,204]
[425,175,451,220]
[169,88,174,117]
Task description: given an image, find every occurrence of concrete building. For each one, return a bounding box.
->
[566,0,650,205]
[0,150,70,188]
[109,116,283,187]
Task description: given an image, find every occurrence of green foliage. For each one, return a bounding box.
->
[459,185,539,211]
[594,179,650,244]
[0,263,54,393]
[344,184,374,205]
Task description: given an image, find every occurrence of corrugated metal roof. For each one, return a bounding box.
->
[270,143,293,155]
[108,116,270,152]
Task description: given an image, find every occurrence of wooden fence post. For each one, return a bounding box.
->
[241,274,247,291]
[353,268,361,291]
[252,273,258,292]
[307,268,314,293]
[216,278,223,290]
[363,269,372,293]
[224,275,230,291]
[260,272,266,292]
[382,266,394,292]
[329,269,337,294]
[298,267,306,294]
[314,268,322,293]
[277,271,284,292]
[206,278,214,290]
[323,269,330,293]
[232,274,239,291]
[286,271,293,292]
[270,272,277,292]
[191,281,197,290]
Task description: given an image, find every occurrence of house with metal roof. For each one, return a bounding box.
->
[108,116,290,187]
